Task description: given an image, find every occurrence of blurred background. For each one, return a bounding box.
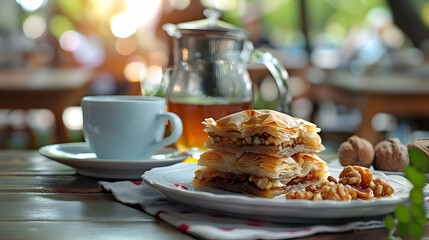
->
[0,0,428,152]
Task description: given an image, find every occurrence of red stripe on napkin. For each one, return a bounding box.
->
[220,228,234,231]
[180,211,193,214]
[247,223,263,227]
[154,210,167,217]
[179,224,189,232]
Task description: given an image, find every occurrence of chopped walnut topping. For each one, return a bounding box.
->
[339,166,362,186]
[370,178,394,197]
[286,165,394,201]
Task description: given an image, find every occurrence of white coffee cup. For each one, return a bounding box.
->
[81,95,182,160]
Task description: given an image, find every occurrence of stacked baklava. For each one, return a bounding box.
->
[193,109,329,198]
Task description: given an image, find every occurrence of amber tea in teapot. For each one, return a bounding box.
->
[163,10,291,157]
[168,100,252,154]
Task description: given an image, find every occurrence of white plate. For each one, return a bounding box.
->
[142,162,427,223]
[39,142,189,179]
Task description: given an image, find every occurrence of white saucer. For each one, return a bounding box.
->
[39,142,189,179]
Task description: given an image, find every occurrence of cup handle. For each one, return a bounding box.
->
[148,112,183,154]
[250,48,292,114]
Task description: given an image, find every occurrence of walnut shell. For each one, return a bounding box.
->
[338,135,374,167]
[374,138,409,172]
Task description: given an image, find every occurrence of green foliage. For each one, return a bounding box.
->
[384,215,395,230]
[394,204,410,223]
[410,188,424,205]
[397,222,409,237]
[409,148,429,173]
[411,204,427,226]
[405,166,426,189]
[410,222,424,239]
[386,147,428,239]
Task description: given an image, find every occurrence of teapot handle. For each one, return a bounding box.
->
[250,49,292,114]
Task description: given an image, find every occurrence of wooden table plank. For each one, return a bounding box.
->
[0,193,153,222]
[0,150,74,176]
[0,176,102,193]
[0,150,426,239]
[0,221,194,240]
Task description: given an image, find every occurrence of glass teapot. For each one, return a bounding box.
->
[163,9,292,155]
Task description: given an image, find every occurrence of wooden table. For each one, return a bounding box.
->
[0,68,93,146]
[0,150,427,239]
[313,70,429,144]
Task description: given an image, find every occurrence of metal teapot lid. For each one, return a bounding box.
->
[163,9,248,39]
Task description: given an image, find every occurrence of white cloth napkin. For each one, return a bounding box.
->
[99,180,388,240]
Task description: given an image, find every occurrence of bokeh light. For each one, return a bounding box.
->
[26,109,55,129]
[115,38,136,56]
[0,110,10,130]
[380,26,404,49]
[291,97,313,120]
[125,0,162,25]
[7,110,26,130]
[16,0,46,12]
[201,0,237,11]
[59,30,81,52]
[259,77,278,102]
[149,50,169,67]
[56,0,82,21]
[169,0,191,10]
[144,65,163,85]
[310,48,341,69]
[23,15,47,39]
[72,35,106,68]
[422,3,429,27]
[110,13,137,38]
[371,113,397,132]
[63,107,83,130]
[325,22,347,45]
[140,65,164,96]
[288,76,307,97]
[366,7,392,29]
[124,61,147,82]
[49,15,74,39]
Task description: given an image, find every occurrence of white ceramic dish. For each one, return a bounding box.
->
[142,163,427,223]
[39,142,188,179]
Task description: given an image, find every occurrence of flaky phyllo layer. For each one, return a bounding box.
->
[194,150,329,197]
[203,109,324,157]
